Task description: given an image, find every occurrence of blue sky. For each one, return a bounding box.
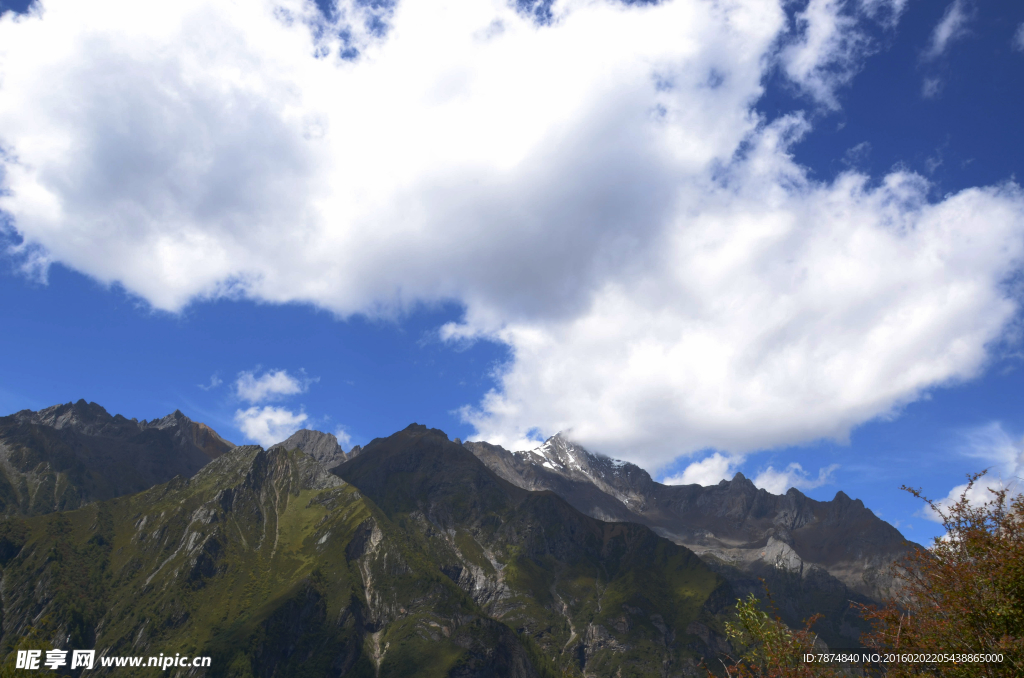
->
[2,0,1023,543]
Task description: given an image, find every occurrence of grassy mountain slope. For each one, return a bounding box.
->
[338,425,732,677]
[1,445,539,677]
[0,426,734,677]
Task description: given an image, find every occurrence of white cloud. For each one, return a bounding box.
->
[753,462,839,494]
[779,0,873,108]
[858,0,908,29]
[0,0,1022,472]
[460,154,1024,464]
[1014,23,1024,52]
[841,140,871,167]
[924,422,1024,523]
[230,368,325,444]
[662,452,742,486]
[960,422,1024,471]
[234,405,308,447]
[921,76,943,99]
[198,373,223,391]
[334,426,353,450]
[777,0,909,109]
[923,0,971,61]
[235,368,314,404]
[0,0,790,311]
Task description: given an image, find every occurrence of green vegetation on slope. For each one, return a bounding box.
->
[1,429,735,677]
[338,424,732,676]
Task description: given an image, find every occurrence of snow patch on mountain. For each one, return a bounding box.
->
[518,433,644,501]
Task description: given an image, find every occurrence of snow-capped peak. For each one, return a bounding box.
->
[524,433,600,476]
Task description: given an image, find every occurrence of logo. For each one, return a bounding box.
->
[15,650,94,670]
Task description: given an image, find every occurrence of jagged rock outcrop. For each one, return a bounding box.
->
[0,400,234,516]
[271,428,348,470]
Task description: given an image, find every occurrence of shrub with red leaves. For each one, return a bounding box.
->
[857,472,1024,678]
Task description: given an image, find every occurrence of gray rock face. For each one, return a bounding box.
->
[0,400,235,516]
[465,436,650,523]
[271,429,348,470]
[194,444,345,496]
[464,432,917,646]
[467,433,911,597]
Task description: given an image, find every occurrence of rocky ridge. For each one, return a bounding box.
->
[0,400,235,516]
[0,400,919,668]
[464,433,915,645]
[0,424,735,677]
[335,424,732,676]
[270,428,351,470]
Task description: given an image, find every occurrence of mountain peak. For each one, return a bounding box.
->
[147,409,192,430]
[3,418,732,677]
[731,471,752,485]
[26,399,115,431]
[0,402,235,515]
[197,444,344,496]
[399,422,452,441]
[272,429,347,470]
[463,429,912,607]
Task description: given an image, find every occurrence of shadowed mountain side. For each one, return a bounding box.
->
[0,445,546,678]
[465,435,911,596]
[645,478,910,591]
[463,435,914,645]
[0,400,235,516]
[337,424,735,676]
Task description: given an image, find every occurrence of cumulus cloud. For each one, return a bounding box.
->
[663,453,840,493]
[235,368,314,404]
[753,462,839,494]
[232,367,320,445]
[460,156,1024,464]
[0,0,790,311]
[924,422,1024,523]
[662,452,742,486]
[234,405,309,448]
[923,0,972,61]
[1014,23,1024,52]
[1,0,1023,471]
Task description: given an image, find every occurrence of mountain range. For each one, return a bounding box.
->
[0,402,915,676]
[0,401,235,516]
[463,436,910,639]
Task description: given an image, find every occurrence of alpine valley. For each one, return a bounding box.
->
[0,401,915,677]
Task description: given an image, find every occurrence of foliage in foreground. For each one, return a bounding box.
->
[710,591,841,678]
[857,472,1024,677]
[717,471,1023,678]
